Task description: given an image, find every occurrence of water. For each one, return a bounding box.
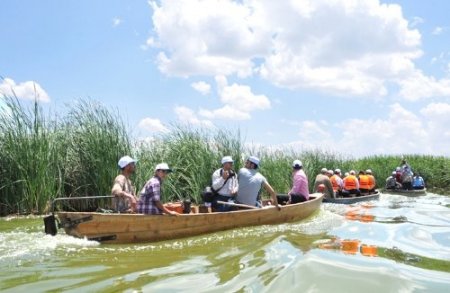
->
[1,193,449,292]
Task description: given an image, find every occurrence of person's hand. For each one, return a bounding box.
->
[222,170,229,179]
[276,204,282,211]
[127,194,137,204]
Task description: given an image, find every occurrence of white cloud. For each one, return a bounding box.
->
[397,70,450,100]
[0,78,50,102]
[147,0,450,100]
[285,103,450,157]
[112,17,122,28]
[432,26,444,35]
[191,81,211,95]
[138,117,169,133]
[196,75,271,121]
[174,106,214,128]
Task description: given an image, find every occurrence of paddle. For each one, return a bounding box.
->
[216,201,258,210]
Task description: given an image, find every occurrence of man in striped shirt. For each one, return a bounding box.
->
[137,163,179,215]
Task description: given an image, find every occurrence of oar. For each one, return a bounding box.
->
[216,201,258,209]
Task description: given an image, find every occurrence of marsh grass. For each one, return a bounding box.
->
[0,97,449,215]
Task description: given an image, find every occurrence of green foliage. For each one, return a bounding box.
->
[0,97,449,215]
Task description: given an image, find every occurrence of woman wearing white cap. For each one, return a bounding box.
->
[236,156,280,208]
[211,156,238,212]
[137,163,178,215]
[111,155,138,213]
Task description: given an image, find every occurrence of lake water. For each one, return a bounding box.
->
[1,193,449,292]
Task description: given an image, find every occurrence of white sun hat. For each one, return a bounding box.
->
[118,156,137,168]
[155,163,172,172]
[292,160,302,168]
[221,156,234,164]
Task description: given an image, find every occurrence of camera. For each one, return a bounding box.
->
[221,169,235,178]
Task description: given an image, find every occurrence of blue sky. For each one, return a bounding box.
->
[1,0,450,157]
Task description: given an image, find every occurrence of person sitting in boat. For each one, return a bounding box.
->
[395,167,402,184]
[366,169,376,193]
[236,156,280,208]
[342,170,360,197]
[385,171,402,190]
[287,160,310,204]
[412,172,425,190]
[211,156,238,212]
[111,155,138,213]
[358,170,370,195]
[401,167,413,190]
[314,168,335,199]
[330,169,343,197]
[137,163,178,215]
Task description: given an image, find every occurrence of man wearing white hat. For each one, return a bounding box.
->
[288,160,309,203]
[211,156,239,212]
[137,163,178,215]
[236,156,279,208]
[111,155,138,213]
[314,168,334,199]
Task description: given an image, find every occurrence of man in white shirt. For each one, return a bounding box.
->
[211,156,238,212]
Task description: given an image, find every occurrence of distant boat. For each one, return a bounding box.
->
[322,190,380,204]
[45,193,324,244]
[382,188,427,197]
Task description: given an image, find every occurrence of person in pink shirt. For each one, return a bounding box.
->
[288,160,310,203]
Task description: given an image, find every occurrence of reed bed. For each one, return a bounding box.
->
[0,97,449,215]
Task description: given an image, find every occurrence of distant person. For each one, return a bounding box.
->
[211,156,238,212]
[236,156,280,208]
[342,170,360,197]
[401,169,413,190]
[314,168,334,199]
[366,169,376,192]
[287,160,310,203]
[412,172,425,190]
[401,159,412,175]
[137,163,179,215]
[358,170,370,194]
[395,167,402,184]
[330,169,344,197]
[111,155,138,213]
[386,171,402,190]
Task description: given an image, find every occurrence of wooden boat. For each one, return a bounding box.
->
[50,193,323,244]
[382,188,427,197]
[322,190,380,204]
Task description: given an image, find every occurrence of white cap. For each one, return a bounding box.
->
[155,163,172,172]
[321,168,328,173]
[292,160,302,168]
[327,169,334,175]
[392,171,396,175]
[366,169,372,174]
[344,172,349,176]
[221,156,234,164]
[118,156,137,169]
[335,168,341,173]
[350,170,356,175]
[248,156,260,166]
[396,167,401,171]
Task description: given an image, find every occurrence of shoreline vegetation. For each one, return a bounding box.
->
[1,97,449,216]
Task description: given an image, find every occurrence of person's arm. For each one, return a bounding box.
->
[212,169,225,190]
[155,201,178,215]
[263,181,280,210]
[111,177,136,205]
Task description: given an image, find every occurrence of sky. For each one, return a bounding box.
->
[1,0,450,158]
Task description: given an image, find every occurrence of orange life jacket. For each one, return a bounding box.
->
[367,175,376,189]
[344,175,358,190]
[330,175,341,191]
[359,175,370,189]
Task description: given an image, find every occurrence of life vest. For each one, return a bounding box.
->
[359,175,370,189]
[330,175,341,191]
[344,175,358,190]
[412,176,424,187]
[367,175,376,189]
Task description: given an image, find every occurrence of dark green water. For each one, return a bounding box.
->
[1,193,449,292]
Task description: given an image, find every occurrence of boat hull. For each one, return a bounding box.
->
[382,188,427,197]
[56,193,324,244]
[322,191,380,204]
